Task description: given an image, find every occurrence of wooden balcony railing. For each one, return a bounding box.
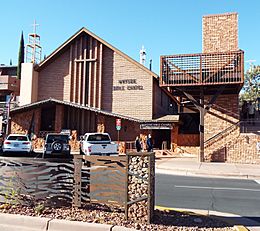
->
[160,50,244,87]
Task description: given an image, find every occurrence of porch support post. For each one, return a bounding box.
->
[199,88,205,162]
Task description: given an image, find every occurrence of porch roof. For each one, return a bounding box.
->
[143,115,179,123]
[10,98,142,123]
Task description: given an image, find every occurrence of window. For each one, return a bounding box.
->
[87,134,110,142]
[8,136,28,141]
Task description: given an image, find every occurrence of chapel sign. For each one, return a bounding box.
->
[113,79,144,91]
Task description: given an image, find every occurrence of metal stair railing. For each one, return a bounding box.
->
[204,121,241,148]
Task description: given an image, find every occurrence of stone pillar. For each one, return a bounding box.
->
[203,13,238,53]
[171,124,179,151]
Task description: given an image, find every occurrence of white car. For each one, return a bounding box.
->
[2,134,33,154]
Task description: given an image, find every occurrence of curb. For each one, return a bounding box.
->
[155,206,249,231]
[0,213,136,231]
[155,167,260,180]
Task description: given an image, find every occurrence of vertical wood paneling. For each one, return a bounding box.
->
[88,37,93,106]
[73,42,78,102]
[78,36,83,104]
[70,44,74,102]
[82,36,87,106]
[93,40,98,108]
[68,44,73,102]
[98,43,103,109]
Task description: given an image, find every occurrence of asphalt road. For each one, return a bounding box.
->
[155,174,260,221]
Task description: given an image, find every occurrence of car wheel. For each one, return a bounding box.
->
[51,141,63,153]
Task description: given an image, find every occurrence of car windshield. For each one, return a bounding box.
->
[46,135,69,143]
[7,135,29,141]
[87,134,110,142]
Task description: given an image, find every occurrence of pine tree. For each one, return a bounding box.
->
[240,65,260,102]
[17,31,24,79]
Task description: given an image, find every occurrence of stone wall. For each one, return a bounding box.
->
[204,94,239,141]
[204,94,240,161]
[226,134,260,164]
[11,108,41,135]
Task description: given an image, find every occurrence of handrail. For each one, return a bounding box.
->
[204,121,241,147]
[160,50,244,86]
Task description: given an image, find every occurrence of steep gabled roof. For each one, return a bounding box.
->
[36,27,158,78]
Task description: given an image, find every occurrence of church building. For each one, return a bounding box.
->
[9,12,259,164]
[10,27,179,150]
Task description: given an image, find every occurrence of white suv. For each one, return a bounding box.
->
[2,134,32,154]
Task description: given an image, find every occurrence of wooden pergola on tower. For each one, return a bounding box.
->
[160,13,244,162]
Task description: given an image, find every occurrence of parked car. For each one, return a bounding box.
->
[2,134,33,154]
[80,133,118,156]
[43,133,71,157]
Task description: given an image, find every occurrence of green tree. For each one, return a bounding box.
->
[17,31,24,79]
[240,65,260,102]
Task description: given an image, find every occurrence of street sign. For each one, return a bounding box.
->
[116,119,121,127]
[116,119,121,131]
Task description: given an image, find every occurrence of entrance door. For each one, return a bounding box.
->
[152,129,171,149]
[40,106,56,131]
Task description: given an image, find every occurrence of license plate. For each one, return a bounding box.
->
[14,143,19,147]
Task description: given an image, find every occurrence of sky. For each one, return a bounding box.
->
[0,0,260,75]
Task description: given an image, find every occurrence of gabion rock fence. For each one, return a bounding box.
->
[0,153,155,224]
[126,154,155,223]
[73,152,155,223]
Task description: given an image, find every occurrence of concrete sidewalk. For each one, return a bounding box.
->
[155,157,260,179]
[0,213,135,231]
